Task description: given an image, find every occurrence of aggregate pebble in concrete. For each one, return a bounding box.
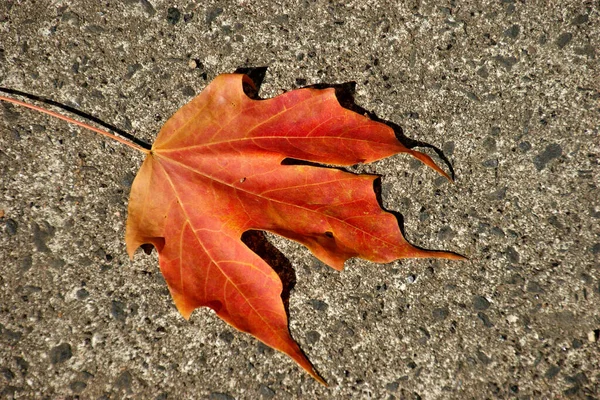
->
[1,1,599,399]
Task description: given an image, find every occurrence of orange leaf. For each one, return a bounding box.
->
[125,73,464,383]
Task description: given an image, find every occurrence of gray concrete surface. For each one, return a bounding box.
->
[1,0,599,398]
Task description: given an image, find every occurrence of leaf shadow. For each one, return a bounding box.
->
[237,66,457,250]
[235,66,455,180]
[240,230,296,316]
[371,177,408,238]
[240,231,327,382]
[235,66,462,257]
[372,178,458,258]
[0,87,152,150]
[307,81,456,180]
[234,66,268,99]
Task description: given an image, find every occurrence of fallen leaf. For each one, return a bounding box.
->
[125,73,464,382]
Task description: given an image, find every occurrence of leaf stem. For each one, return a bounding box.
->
[0,94,150,154]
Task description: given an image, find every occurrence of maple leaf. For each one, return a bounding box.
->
[125,73,465,383]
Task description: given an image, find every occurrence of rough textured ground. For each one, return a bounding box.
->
[1,0,599,399]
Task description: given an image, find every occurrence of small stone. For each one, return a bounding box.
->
[49,343,72,364]
[32,221,55,253]
[505,246,520,264]
[482,159,498,168]
[534,143,562,170]
[2,103,21,122]
[334,320,355,337]
[571,14,588,25]
[385,381,399,392]
[482,136,497,152]
[432,307,449,321]
[121,172,135,188]
[464,91,480,102]
[0,367,14,380]
[406,274,416,284]
[476,66,489,78]
[70,381,87,393]
[5,219,17,235]
[572,338,583,349]
[477,312,494,328]
[188,59,197,69]
[167,7,181,25]
[490,187,507,200]
[272,14,289,25]
[398,197,411,210]
[140,0,156,16]
[547,215,563,229]
[476,350,491,365]
[15,357,28,375]
[503,24,520,38]
[473,296,490,310]
[494,55,518,70]
[563,386,579,396]
[182,86,195,97]
[114,370,133,393]
[49,258,66,269]
[437,226,455,241]
[218,331,234,344]
[205,7,224,25]
[570,372,589,386]
[526,281,544,293]
[124,63,142,80]
[574,44,596,58]
[519,141,532,152]
[491,227,505,237]
[409,158,423,170]
[306,330,320,344]
[443,141,455,156]
[556,32,573,49]
[256,342,273,355]
[506,315,518,323]
[580,273,593,285]
[90,89,105,99]
[111,300,127,322]
[79,370,94,381]
[259,384,275,399]
[591,243,600,254]
[21,285,41,295]
[507,274,524,285]
[309,299,328,312]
